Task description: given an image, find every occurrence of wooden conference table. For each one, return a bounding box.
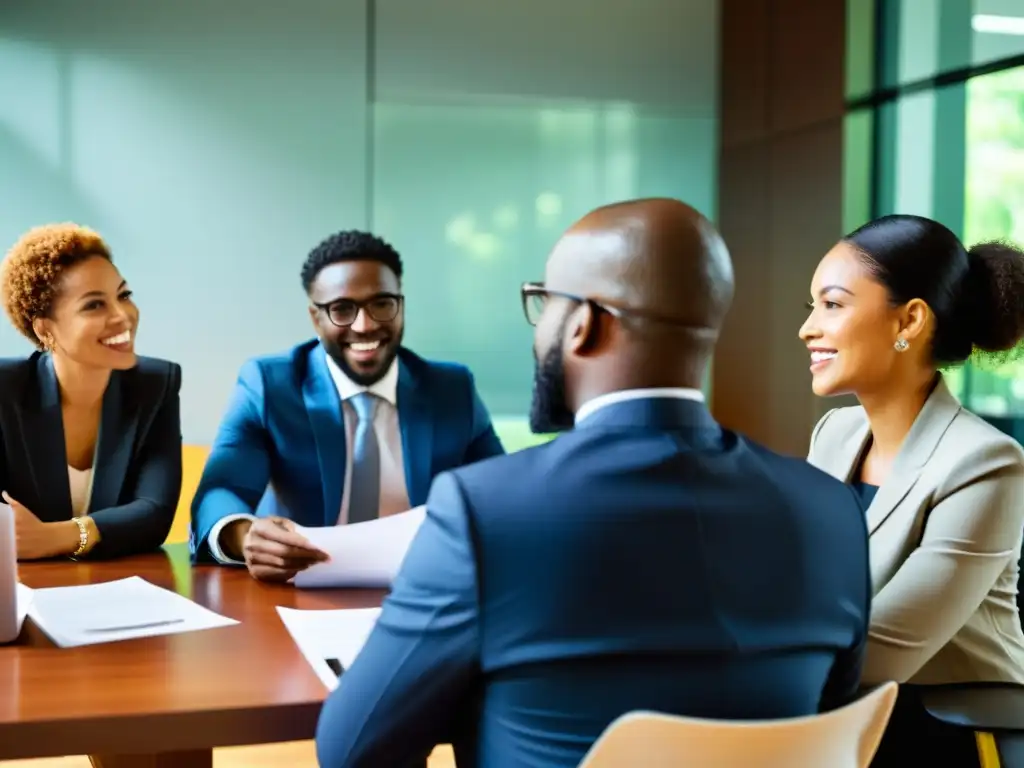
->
[0,543,387,767]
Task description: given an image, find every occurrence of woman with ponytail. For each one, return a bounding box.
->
[800,214,1024,765]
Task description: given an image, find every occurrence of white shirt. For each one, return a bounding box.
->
[68,465,93,518]
[575,387,705,424]
[208,350,411,565]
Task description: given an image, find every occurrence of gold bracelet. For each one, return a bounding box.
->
[70,516,89,558]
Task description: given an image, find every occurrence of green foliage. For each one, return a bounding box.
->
[962,67,1024,405]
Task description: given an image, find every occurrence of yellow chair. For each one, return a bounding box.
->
[166,444,210,545]
[977,732,1002,768]
[917,683,1024,768]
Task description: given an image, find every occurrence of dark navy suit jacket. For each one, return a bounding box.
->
[0,352,182,559]
[190,340,504,560]
[315,396,871,768]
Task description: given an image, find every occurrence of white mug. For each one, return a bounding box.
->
[0,502,18,643]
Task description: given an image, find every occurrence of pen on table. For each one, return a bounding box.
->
[84,619,186,633]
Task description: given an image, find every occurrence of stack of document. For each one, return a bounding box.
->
[25,576,238,648]
[293,505,426,589]
[277,606,382,690]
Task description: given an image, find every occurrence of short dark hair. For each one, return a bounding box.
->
[844,214,1024,367]
[300,230,403,293]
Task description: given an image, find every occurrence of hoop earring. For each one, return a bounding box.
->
[894,337,909,352]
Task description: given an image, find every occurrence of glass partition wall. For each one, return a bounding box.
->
[848,0,1024,424]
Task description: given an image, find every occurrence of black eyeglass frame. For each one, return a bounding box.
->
[520,281,629,327]
[312,292,405,328]
[520,281,710,333]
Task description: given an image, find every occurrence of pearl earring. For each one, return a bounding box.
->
[894,337,909,352]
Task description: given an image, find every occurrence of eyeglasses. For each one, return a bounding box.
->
[312,293,404,327]
[521,281,703,332]
[520,282,626,327]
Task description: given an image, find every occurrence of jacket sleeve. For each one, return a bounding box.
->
[316,471,480,767]
[861,440,1024,683]
[190,360,272,562]
[462,370,504,464]
[88,363,183,558]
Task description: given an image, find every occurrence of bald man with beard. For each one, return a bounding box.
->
[315,199,871,768]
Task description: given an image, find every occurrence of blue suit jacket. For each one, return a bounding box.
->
[190,340,504,560]
[315,397,871,768]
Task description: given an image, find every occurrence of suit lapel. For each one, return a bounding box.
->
[89,370,140,512]
[303,347,346,525]
[397,358,433,505]
[19,354,70,521]
[824,420,871,484]
[864,377,961,534]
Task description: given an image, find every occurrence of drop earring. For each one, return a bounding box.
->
[894,337,909,352]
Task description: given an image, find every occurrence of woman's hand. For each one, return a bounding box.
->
[4,492,76,560]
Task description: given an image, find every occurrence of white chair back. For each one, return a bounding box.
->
[576,681,899,768]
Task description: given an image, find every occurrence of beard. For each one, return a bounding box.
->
[529,320,575,434]
[322,327,403,387]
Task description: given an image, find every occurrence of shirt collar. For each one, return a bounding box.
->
[575,387,705,425]
[323,347,399,405]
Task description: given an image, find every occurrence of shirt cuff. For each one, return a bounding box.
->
[208,513,257,565]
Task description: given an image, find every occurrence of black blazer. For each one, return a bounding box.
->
[0,352,183,558]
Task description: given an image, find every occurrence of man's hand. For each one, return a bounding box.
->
[4,492,71,560]
[242,516,329,582]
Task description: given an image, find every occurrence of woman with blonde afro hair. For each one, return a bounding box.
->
[0,223,182,560]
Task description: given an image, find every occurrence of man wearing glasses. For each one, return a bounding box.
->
[314,201,869,768]
[190,230,504,579]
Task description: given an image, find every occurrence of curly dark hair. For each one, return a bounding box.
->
[300,230,403,293]
[1,223,113,347]
[844,215,1024,369]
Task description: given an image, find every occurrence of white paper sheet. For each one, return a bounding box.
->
[277,606,382,690]
[27,576,238,648]
[16,583,32,635]
[293,506,426,589]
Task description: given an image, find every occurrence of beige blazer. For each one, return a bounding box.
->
[808,377,1024,685]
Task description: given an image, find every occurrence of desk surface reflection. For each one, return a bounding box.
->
[0,543,385,765]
